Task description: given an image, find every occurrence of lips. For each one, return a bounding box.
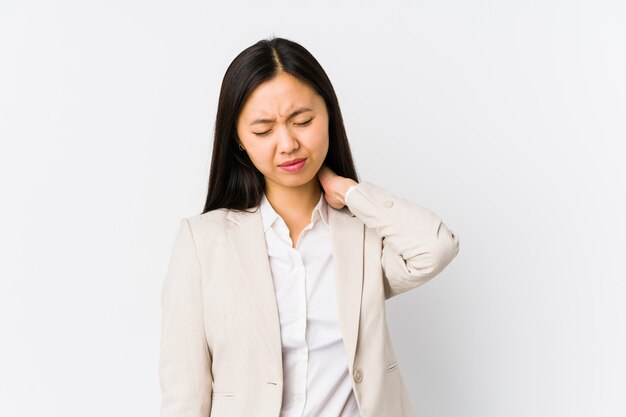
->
[279,158,306,167]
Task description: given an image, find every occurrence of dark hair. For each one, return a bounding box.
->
[202,36,359,214]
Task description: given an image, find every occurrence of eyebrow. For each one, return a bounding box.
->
[249,108,313,126]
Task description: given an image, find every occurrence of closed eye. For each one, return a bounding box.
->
[252,118,313,137]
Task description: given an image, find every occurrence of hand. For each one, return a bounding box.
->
[317,164,359,209]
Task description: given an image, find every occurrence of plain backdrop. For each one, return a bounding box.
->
[1,1,625,416]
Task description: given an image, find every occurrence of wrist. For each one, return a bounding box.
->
[342,180,359,205]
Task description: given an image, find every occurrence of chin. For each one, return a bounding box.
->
[270,172,316,187]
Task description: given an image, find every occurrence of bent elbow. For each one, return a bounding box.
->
[406,222,460,278]
[431,222,460,274]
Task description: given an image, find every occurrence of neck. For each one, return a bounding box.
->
[265,178,322,223]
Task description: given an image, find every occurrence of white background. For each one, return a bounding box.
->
[1,1,625,416]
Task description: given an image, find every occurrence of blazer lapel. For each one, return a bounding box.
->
[225,203,365,373]
[226,207,283,372]
[328,206,364,370]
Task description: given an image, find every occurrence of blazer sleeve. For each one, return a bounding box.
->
[344,181,460,299]
[160,218,213,416]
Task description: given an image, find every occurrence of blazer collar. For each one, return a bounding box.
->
[259,191,330,233]
[225,201,363,377]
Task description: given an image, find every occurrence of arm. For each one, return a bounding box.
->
[160,218,212,416]
[344,182,460,299]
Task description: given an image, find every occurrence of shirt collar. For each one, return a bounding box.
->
[260,191,329,233]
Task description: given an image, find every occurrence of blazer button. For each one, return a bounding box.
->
[384,200,393,208]
[353,368,363,383]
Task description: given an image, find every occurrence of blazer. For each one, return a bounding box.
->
[159,181,460,417]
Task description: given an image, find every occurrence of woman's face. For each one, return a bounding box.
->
[236,72,330,192]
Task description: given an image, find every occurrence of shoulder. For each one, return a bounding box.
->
[187,208,230,226]
[172,209,231,267]
[181,208,231,243]
[188,208,232,229]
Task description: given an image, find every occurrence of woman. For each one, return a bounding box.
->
[160,37,460,417]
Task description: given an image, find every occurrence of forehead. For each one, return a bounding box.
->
[239,73,323,117]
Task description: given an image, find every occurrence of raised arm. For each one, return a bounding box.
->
[344,182,460,299]
[160,218,213,416]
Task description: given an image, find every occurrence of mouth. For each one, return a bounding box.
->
[279,158,306,167]
[278,158,307,173]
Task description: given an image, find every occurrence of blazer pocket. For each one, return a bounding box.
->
[210,391,237,417]
[211,391,236,399]
[386,361,399,372]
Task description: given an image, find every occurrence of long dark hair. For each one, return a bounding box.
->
[202,36,359,214]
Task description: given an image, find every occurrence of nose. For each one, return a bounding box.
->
[276,124,300,153]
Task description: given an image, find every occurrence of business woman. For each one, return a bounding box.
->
[159,37,460,417]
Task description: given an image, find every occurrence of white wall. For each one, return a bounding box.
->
[1,1,624,416]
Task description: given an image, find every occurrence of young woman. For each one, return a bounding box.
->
[159,37,460,417]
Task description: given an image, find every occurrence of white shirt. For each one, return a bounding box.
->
[259,186,360,417]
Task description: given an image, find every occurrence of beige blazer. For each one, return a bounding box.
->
[160,181,460,417]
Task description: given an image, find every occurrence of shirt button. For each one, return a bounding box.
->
[384,200,393,208]
[353,368,363,383]
[294,394,304,401]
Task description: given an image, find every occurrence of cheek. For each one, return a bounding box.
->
[314,125,330,153]
[308,121,329,143]
[246,144,274,169]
